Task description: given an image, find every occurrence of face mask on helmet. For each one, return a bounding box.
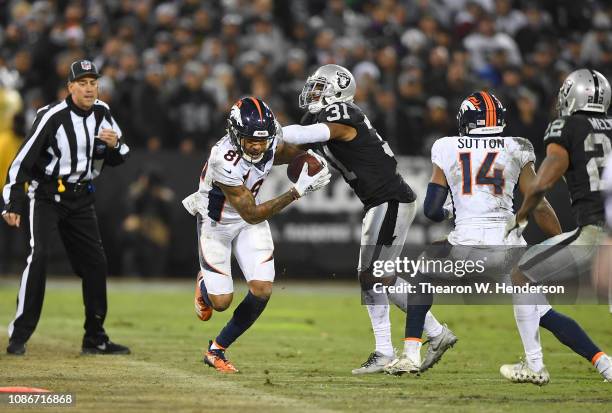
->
[298,64,356,114]
[227,98,277,163]
[457,91,506,136]
[557,69,611,117]
[299,76,334,114]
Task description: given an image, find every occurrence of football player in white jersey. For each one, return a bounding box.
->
[183,97,330,373]
[393,91,562,375]
[503,69,612,384]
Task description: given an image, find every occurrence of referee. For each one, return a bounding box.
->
[2,60,130,355]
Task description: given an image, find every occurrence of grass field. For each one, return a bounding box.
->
[0,277,611,413]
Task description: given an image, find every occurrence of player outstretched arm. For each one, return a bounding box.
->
[216,162,331,225]
[517,161,562,237]
[507,143,569,235]
[281,122,356,144]
[423,164,450,222]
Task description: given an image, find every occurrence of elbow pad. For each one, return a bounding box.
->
[423,183,449,222]
[281,123,331,145]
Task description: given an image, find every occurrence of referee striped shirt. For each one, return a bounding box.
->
[2,94,130,211]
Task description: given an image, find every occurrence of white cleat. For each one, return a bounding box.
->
[594,354,612,382]
[421,324,458,372]
[351,351,395,375]
[500,361,550,386]
[384,355,421,376]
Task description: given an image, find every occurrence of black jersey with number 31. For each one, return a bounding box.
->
[302,102,415,209]
[543,112,612,226]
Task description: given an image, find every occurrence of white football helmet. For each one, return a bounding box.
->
[557,69,611,117]
[299,64,356,114]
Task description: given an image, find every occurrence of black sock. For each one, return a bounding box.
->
[406,303,432,339]
[539,309,601,362]
[215,291,269,349]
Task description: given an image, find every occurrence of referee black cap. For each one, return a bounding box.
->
[69,59,101,82]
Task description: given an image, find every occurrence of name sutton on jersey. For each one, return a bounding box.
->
[457,137,506,149]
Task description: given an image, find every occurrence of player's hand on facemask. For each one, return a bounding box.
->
[504,214,527,239]
[294,163,331,197]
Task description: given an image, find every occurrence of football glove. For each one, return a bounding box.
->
[504,214,528,239]
[294,162,331,197]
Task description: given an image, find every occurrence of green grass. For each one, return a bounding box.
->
[0,278,611,413]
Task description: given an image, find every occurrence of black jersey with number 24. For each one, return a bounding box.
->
[543,112,612,226]
[302,102,415,210]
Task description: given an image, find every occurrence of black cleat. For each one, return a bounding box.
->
[7,340,26,355]
[81,338,130,355]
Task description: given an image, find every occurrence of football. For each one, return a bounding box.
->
[287,152,324,183]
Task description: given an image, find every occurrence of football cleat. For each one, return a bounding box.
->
[384,355,421,376]
[420,324,458,372]
[6,339,26,355]
[594,354,612,382]
[351,351,395,375]
[499,361,549,386]
[81,339,131,355]
[204,341,239,373]
[195,272,212,321]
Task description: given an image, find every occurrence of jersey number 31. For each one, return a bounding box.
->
[459,152,505,195]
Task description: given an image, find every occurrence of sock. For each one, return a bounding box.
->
[199,278,213,307]
[513,304,544,372]
[593,352,610,374]
[364,288,394,357]
[215,291,269,349]
[424,311,444,338]
[210,340,223,350]
[405,304,431,339]
[403,338,422,363]
[539,308,602,362]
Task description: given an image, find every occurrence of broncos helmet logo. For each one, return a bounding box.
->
[230,103,243,127]
[337,71,351,90]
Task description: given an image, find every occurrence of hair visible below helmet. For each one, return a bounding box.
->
[557,69,611,117]
[227,97,277,163]
[457,91,506,136]
[299,64,356,114]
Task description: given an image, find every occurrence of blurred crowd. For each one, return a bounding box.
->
[0,0,611,159]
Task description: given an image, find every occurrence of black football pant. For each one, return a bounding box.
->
[8,192,109,344]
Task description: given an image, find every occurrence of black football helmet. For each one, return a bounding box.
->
[457,91,506,136]
[227,97,278,162]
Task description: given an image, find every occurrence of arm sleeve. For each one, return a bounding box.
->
[2,108,54,213]
[281,123,331,145]
[423,182,449,222]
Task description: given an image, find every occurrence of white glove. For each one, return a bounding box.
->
[293,162,331,197]
[504,214,527,239]
[307,149,328,169]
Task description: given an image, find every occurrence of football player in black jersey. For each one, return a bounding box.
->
[281,64,457,374]
[503,69,612,384]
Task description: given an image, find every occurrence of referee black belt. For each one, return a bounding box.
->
[39,180,94,195]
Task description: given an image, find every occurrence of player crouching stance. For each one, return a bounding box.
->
[503,69,612,385]
[183,97,330,373]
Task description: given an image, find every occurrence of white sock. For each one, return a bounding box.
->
[424,311,444,338]
[366,303,394,357]
[210,341,223,350]
[403,339,422,364]
[513,304,544,372]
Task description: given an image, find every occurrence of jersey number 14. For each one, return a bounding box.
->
[459,152,505,195]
